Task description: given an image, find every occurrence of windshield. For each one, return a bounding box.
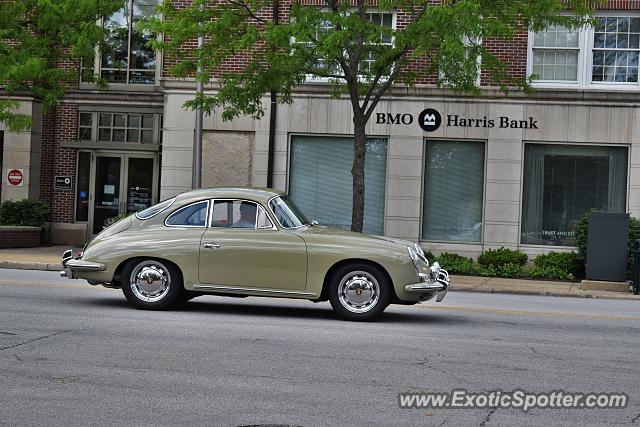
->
[269,196,309,229]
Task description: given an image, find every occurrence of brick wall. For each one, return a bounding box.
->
[162,0,640,88]
[0,228,41,248]
[40,105,77,223]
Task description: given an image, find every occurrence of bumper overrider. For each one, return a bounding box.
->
[60,249,105,279]
[404,269,450,302]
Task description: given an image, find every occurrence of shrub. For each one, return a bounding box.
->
[424,250,436,263]
[0,199,48,227]
[103,214,130,229]
[435,252,476,274]
[533,251,581,278]
[574,209,599,262]
[477,247,528,269]
[478,263,525,278]
[530,265,574,281]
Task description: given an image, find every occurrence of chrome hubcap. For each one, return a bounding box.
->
[338,270,380,313]
[130,261,171,302]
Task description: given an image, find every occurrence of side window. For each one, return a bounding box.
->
[211,200,259,229]
[165,201,208,227]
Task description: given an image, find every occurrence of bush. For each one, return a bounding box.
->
[103,214,130,229]
[478,263,526,278]
[424,250,436,264]
[435,252,476,274]
[530,265,574,281]
[533,251,581,278]
[477,247,528,269]
[0,199,48,227]
[574,209,599,262]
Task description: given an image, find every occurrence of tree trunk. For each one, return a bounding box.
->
[351,116,367,232]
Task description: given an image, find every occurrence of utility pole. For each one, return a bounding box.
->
[192,2,204,189]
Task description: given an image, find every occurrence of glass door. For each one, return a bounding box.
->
[125,157,155,214]
[93,155,122,234]
[85,152,159,237]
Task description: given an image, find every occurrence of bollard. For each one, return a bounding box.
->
[632,240,640,295]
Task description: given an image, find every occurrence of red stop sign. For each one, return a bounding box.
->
[7,169,23,186]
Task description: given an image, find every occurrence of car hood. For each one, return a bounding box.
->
[294,225,415,249]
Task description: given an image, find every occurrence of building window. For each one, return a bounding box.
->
[592,17,640,83]
[521,144,628,246]
[422,140,485,242]
[300,11,395,79]
[359,12,394,75]
[289,135,387,234]
[77,111,161,144]
[529,15,640,88]
[531,25,580,82]
[82,0,158,85]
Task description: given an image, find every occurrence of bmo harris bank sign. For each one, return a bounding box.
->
[375,108,539,132]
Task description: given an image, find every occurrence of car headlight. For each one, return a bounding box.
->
[408,244,430,281]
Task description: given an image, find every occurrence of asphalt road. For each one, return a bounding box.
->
[0,269,639,427]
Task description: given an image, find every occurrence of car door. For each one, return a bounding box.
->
[198,199,308,291]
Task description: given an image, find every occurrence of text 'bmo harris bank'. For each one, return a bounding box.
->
[375,108,539,132]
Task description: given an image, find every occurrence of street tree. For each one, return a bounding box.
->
[146,0,594,232]
[0,0,123,131]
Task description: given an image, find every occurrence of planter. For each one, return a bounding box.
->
[0,226,41,248]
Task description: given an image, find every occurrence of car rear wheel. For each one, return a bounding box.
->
[328,263,391,321]
[121,259,183,310]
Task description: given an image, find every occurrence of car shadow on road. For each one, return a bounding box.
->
[79,295,469,325]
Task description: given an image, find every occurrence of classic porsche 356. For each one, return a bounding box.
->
[61,188,449,321]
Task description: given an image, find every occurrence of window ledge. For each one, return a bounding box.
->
[62,141,160,151]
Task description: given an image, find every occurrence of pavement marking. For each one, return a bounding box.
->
[414,304,640,322]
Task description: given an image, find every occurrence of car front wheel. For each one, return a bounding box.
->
[328,263,391,321]
[121,259,183,310]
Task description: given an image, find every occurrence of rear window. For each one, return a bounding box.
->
[135,197,176,220]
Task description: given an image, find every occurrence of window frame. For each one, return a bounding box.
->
[518,141,630,248]
[298,9,397,83]
[528,12,640,90]
[80,0,162,89]
[77,111,163,145]
[419,138,487,244]
[164,200,210,228]
[286,133,389,235]
[208,199,278,231]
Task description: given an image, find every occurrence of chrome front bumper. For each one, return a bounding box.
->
[404,269,450,302]
[60,249,105,279]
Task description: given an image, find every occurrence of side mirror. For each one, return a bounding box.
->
[311,220,319,226]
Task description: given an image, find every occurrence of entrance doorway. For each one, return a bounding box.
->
[79,151,159,236]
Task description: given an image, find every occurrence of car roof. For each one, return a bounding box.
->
[174,187,285,205]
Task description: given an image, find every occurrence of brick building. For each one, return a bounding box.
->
[1,1,640,259]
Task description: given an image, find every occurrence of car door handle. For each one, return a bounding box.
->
[203,242,220,249]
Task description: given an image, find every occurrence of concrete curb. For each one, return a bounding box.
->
[0,261,62,272]
[449,285,639,301]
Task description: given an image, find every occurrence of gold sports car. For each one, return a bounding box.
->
[61,188,449,321]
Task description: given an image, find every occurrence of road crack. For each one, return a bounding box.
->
[529,346,564,362]
[479,407,498,426]
[0,330,72,351]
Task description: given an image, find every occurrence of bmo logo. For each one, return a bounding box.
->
[418,108,441,132]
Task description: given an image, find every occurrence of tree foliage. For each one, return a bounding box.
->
[145,0,596,232]
[0,0,123,131]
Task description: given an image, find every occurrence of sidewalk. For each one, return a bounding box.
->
[0,245,78,272]
[0,245,638,300]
